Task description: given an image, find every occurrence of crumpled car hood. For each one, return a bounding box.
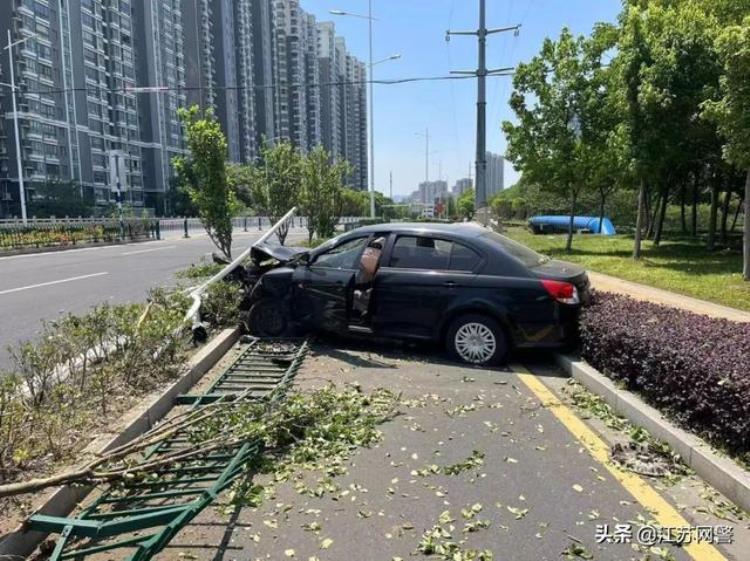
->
[250,243,308,266]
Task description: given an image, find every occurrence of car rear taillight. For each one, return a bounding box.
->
[541,279,580,305]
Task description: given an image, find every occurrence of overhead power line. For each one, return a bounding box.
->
[10,73,514,98]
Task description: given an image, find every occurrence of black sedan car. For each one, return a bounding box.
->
[243,223,590,366]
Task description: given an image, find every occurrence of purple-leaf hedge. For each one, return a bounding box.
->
[579,293,750,459]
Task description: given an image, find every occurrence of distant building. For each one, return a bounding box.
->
[486,152,505,198]
[452,177,473,197]
[417,180,448,204]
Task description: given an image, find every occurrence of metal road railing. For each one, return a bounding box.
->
[27,338,310,561]
[0,218,160,252]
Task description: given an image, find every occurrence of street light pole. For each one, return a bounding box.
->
[331,8,400,219]
[6,30,28,224]
[367,0,376,218]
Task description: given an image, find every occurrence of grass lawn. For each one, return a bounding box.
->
[501,225,750,312]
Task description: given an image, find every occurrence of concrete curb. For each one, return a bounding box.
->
[0,327,241,559]
[556,354,750,514]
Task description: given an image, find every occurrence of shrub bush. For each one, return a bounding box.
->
[0,288,191,485]
[580,293,750,461]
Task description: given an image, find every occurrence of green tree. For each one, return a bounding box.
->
[226,163,258,211]
[174,106,238,260]
[447,195,457,220]
[252,142,303,244]
[504,28,611,252]
[616,3,722,256]
[703,16,750,280]
[338,188,369,216]
[457,188,475,220]
[300,146,349,242]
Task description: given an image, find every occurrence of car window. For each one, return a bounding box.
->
[312,237,368,270]
[481,231,549,267]
[449,242,482,272]
[390,236,451,270]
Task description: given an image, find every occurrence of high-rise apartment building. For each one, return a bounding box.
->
[0,0,369,217]
[251,0,276,149]
[134,0,188,213]
[0,0,146,217]
[343,53,368,190]
[317,22,342,159]
[486,152,505,198]
[182,0,215,111]
[272,0,319,152]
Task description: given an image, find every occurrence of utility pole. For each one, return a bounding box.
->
[389,170,393,200]
[447,1,519,213]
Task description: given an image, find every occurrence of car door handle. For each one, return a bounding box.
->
[443,281,457,288]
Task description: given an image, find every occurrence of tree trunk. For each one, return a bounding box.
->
[744,169,750,281]
[644,186,655,238]
[707,176,719,252]
[634,179,646,260]
[680,185,687,234]
[691,172,699,237]
[653,187,669,247]
[731,191,744,232]
[598,187,606,234]
[566,190,577,254]
[720,188,731,245]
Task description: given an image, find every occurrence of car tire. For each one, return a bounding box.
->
[245,298,289,337]
[446,314,508,366]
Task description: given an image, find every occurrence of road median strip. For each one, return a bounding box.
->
[0,327,241,560]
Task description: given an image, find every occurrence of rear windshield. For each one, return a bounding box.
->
[481,232,550,268]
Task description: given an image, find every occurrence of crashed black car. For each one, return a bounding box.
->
[240,223,590,366]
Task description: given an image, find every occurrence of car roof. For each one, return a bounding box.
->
[350,222,488,239]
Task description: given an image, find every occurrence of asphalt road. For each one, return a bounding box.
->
[0,228,307,370]
[150,342,747,561]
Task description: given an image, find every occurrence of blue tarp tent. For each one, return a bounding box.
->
[528,215,617,236]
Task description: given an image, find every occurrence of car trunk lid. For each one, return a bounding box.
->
[529,260,591,305]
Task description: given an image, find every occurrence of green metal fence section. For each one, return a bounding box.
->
[27,338,309,561]
[0,219,160,252]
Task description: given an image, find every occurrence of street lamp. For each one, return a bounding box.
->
[331,4,400,218]
[3,31,40,224]
[372,54,401,66]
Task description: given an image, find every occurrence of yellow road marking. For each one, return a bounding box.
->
[512,364,727,561]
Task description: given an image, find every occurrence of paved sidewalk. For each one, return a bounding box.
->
[587,271,750,323]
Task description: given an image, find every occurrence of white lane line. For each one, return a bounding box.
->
[0,272,109,296]
[121,245,177,256]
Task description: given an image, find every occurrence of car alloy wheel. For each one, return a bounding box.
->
[454,322,497,364]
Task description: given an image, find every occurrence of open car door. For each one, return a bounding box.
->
[291,236,369,334]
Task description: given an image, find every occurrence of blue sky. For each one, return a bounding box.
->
[303,0,622,198]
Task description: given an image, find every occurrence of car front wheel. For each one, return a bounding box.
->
[446,314,508,366]
[245,298,289,337]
